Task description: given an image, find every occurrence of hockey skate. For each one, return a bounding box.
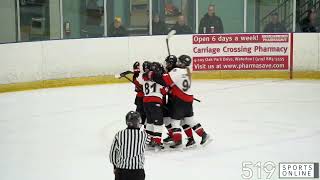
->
[146,141,156,151]
[169,140,182,149]
[154,143,165,152]
[200,132,212,145]
[185,137,196,148]
[163,134,174,145]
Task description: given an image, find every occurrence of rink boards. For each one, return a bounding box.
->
[0,33,320,93]
[1,71,319,93]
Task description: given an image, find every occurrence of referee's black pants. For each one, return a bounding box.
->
[115,169,145,180]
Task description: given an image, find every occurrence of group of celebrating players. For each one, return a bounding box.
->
[126,54,210,150]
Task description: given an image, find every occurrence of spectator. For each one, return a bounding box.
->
[199,4,224,34]
[263,13,287,33]
[84,0,104,38]
[165,2,180,16]
[170,15,192,34]
[150,14,167,35]
[86,0,103,26]
[108,17,128,37]
[300,8,318,32]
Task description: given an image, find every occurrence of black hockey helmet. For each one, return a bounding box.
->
[165,55,177,71]
[165,55,177,65]
[125,111,141,128]
[151,62,165,75]
[142,61,152,72]
[177,55,192,67]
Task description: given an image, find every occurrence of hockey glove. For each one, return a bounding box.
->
[160,87,169,95]
[133,61,141,80]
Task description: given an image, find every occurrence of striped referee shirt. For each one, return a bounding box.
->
[109,127,148,170]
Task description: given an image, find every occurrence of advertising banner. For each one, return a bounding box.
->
[192,34,291,71]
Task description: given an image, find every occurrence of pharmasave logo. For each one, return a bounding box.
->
[279,162,319,178]
[262,34,289,42]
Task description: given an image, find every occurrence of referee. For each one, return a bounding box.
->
[109,111,148,180]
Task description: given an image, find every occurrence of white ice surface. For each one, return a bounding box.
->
[0,80,319,180]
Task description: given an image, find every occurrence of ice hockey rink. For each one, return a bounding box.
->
[0,80,319,180]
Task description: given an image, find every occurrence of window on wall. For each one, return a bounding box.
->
[107,0,149,37]
[19,0,61,41]
[0,0,17,43]
[19,0,49,41]
[129,0,150,35]
[63,0,105,39]
[247,0,293,33]
[198,1,243,33]
[296,0,320,32]
[107,0,127,37]
[165,0,182,27]
[152,0,196,35]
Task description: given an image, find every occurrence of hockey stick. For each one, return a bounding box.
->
[166,30,176,56]
[115,72,134,84]
[194,98,201,102]
[115,72,143,91]
[122,75,134,84]
[114,70,133,79]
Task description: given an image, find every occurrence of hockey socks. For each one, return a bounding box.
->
[170,129,183,148]
[165,124,173,137]
[153,132,162,145]
[172,128,182,143]
[182,124,194,139]
[145,130,154,142]
[145,123,154,143]
[153,125,163,145]
[192,123,205,137]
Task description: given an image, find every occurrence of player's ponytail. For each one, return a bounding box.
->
[187,67,191,82]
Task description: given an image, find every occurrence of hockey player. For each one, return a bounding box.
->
[162,55,177,144]
[137,61,165,150]
[132,61,146,126]
[149,55,210,148]
[161,55,196,148]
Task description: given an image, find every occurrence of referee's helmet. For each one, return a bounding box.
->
[125,111,141,128]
